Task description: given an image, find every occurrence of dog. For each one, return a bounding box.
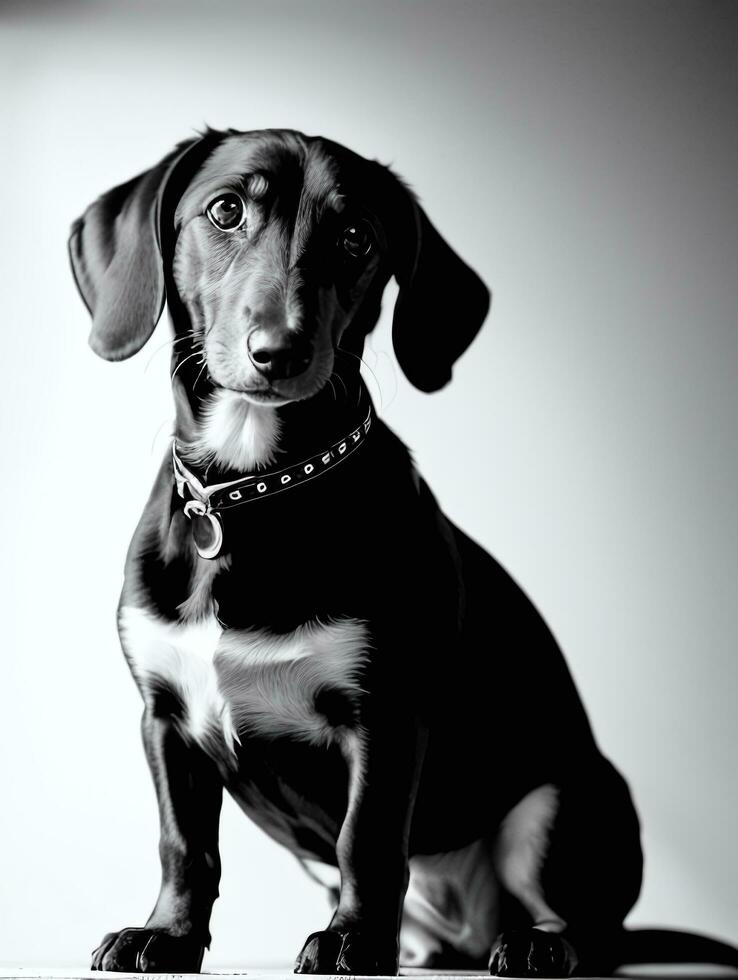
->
[69,128,738,977]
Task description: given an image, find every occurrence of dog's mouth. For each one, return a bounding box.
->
[225,385,293,407]
[216,374,329,407]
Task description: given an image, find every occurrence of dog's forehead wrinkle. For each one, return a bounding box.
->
[200,131,304,176]
[291,200,316,264]
[291,174,342,264]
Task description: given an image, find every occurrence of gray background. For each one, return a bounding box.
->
[0,0,736,967]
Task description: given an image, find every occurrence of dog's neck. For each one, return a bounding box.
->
[176,372,370,482]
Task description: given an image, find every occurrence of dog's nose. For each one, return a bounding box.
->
[247,329,312,381]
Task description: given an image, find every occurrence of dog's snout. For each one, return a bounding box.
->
[247,328,312,382]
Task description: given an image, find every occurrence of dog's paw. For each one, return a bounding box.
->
[489,929,577,978]
[91,927,205,973]
[294,929,398,975]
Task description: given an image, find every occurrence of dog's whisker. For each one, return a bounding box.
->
[359,358,383,410]
[150,416,174,455]
[170,348,204,382]
[174,333,201,347]
[372,348,399,412]
[332,369,349,401]
[193,356,209,391]
[144,331,202,373]
[144,336,180,373]
[337,346,383,410]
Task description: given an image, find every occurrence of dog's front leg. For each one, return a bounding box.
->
[295,709,427,976]
[91,707,223,973]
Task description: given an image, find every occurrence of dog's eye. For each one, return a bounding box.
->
[207,193,246,231]
[340,220,374,258]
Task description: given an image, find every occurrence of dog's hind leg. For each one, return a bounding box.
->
[489,783,577,977]
[91,708,223,973]
[400,837,499,969]
[490,762,643,978]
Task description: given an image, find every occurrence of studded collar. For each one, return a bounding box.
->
[172,406,373,559]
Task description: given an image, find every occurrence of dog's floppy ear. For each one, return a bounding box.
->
[380,168,490,393]
[68,133,221,361]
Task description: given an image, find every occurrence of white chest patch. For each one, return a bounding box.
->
[184,387,281,471]
[119,606,368,757]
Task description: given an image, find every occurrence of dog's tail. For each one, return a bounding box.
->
[618,927,738,970]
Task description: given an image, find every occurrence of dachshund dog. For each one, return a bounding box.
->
[69,129,737,977]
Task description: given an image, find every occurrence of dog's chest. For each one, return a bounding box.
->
[119,606,368,755]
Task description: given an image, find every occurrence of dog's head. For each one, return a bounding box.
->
[70,128,489,403]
